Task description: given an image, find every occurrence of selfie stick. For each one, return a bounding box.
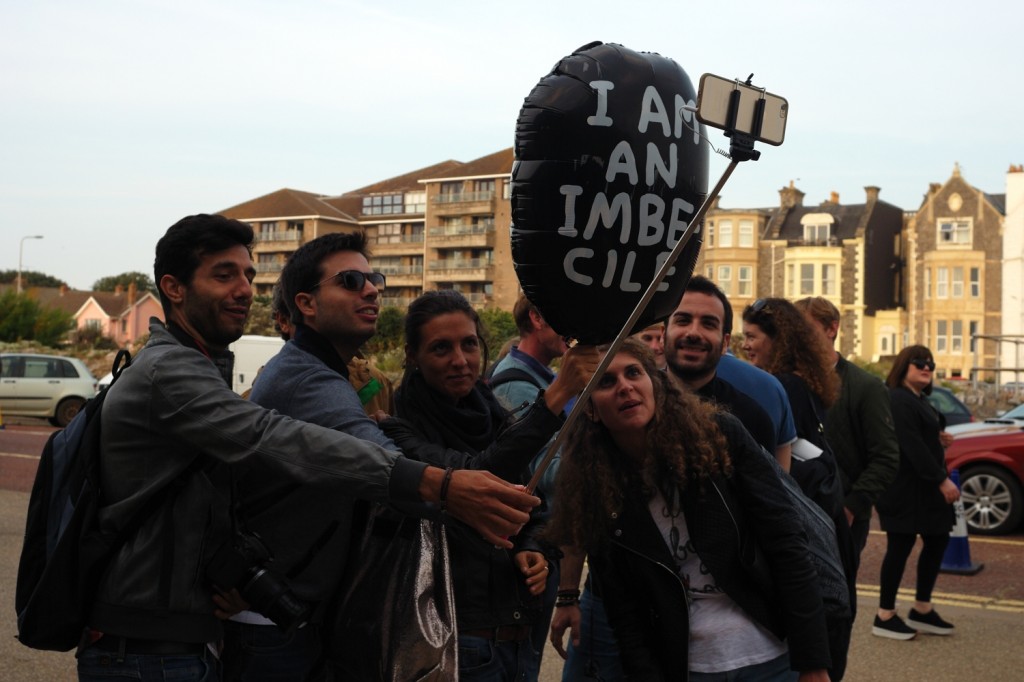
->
[526,79,776,494]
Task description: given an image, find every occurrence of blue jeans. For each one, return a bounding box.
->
[221,621,323,681]
[562,590,625,682]
[77,644,218,681]
[458,634,540,682]
[688,653,797,682]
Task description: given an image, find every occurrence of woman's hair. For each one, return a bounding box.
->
[741,297,840,407]
[548,338,730,551]
[886,344,934,392]
[401,290,490,382]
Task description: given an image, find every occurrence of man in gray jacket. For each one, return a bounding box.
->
[796,296,900,577]
[77,215,538,682]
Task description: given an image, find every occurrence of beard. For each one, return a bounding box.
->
[666,338,724,382]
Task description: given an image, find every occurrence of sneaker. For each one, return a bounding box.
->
[907,608,955,635]
[872,614,917,640]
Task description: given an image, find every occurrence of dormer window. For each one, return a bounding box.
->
[800,213,835,245]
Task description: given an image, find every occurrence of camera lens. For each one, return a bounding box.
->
[242,569,313,634]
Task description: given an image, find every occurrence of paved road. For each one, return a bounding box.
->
[2,424,1023,681]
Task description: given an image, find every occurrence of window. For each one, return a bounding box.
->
[259,221,276,235]
[786,264,795,297]
[404,191,426,213]
[286,220,304,232]
[952,320,963,353]
[924,268,931,299]
[738,219,754,247]
[362,194,403,215]
[952,267,964,298]
[969,321,978,352]
[938,219,971,245]
[717,265,733,295]
[936,267,948,298]
[738,266,753,296]
[936,320,948,353]
[822,264,837,296]
[800,264,814,295]
[803,223,831,244]
[800,213,835,245]
[376,223,402,244]
[473,179,495,194]
[706,222,715,248]
[718,220,733,247]
[881,336,889,353]
[970,267,980,297]
[705,265,714,279]
[502,181,511,200]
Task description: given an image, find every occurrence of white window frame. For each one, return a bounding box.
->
[952,267,964,298]
[936,267,949,298]
[738,219,754,248]
[936,320,948,353]
[822,264,837,296]
[938,218,971,246]
[717,265,733,295]
[719,220,733,248]
[970,267,981,298]
[952,320,963,353]
[800,263,814,295]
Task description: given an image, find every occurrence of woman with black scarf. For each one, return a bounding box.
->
[380,290,597,682]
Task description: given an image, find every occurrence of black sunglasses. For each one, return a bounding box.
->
[910,359,936,371]
[312,270,386,292]
[749,298,771,315]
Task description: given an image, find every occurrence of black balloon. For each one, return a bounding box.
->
[512,41,708,344]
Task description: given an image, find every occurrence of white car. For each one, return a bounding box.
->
[947,402,1024,436]
[0,353,98,426]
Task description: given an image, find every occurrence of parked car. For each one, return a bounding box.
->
[926,385,973,426]
[946,425,1024,535]
[0,353,98,426]
[948,401,1024,436]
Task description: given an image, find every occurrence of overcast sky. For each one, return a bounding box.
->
[2,0,1021,290]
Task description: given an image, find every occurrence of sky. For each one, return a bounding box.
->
[2,0,1022,290]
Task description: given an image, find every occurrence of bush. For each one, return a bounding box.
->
[0,290,75,347]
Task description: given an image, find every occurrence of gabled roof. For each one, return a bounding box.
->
[984,193,1006,215]
[220,188,358,222]
[1,284,158,319]
[429,148,514,180]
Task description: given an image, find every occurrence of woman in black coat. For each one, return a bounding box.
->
[873,345,960,640]
[549,339,831,682]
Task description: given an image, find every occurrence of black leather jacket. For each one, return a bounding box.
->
[588,414,831,680]
[89,320,425,643]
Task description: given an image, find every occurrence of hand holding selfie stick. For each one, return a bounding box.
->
[526,74,787,494]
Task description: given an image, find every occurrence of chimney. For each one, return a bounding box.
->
[128,281,137,306]
[60,284,68,295]
[779,180,805,209]
[864,186,880,203]
[928,182,942,196]
[115,284,124,296]
[830,191,840,205]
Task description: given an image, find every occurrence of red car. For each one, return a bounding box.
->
[945,425,1024,535]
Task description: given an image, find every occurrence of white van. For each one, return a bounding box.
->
[228,335,286,395]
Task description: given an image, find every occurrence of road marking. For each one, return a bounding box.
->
[0,451,39,460]
[857,585,1024,613]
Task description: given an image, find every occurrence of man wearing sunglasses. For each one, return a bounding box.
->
[215,231,535,680]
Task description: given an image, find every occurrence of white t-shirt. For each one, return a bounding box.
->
[649,489,787,674]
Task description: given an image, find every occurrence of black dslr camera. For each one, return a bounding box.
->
[206,532,312,634]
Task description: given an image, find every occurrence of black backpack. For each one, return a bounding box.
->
[15,350,132,651]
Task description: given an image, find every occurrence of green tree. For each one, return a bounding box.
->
[365,306,405,355]
[479,308,517,358]
[0,270,67,288]
[243,296,277,336]
[92,271,158,294]
[0,290,74,345]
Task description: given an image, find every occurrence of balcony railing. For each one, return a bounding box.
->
[379,296,417,308]
[375,233,424,245]
[428,221,495,236]
[460,292,491,305]
[257,230,302,243]
[433,191,495,204]
[788,236,839,247]
[429,258,493,270]
[255,262,285,273]
[377,265,424,276]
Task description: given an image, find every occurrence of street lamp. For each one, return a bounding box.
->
[17,235,44,294]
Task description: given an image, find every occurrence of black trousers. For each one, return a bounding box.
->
[878,531,951,610]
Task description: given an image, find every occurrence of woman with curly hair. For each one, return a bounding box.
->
[741,297,855,680]
[549,339,832,681]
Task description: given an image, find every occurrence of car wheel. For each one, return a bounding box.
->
[959,465,1024,535]
[53,397,85,428]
